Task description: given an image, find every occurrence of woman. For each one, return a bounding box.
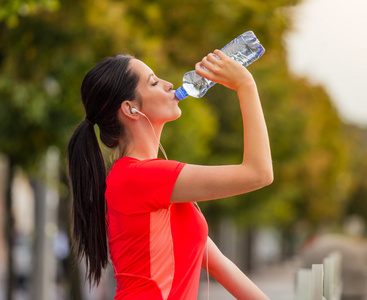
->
[67,49,273,299]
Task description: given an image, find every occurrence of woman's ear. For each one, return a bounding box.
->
[120,101,140,120]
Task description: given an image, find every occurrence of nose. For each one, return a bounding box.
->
[165,81,173,92]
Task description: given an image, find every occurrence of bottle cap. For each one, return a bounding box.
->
[175,87,188,100]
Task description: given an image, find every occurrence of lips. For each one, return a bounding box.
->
[172,91,179,100]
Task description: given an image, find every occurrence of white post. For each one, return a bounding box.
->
[311,264,324,300]
[323,251,342,300]
[295,268,312,300]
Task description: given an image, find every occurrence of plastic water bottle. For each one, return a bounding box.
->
[175,31,265,100]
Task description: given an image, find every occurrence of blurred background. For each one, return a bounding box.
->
[0,0,366,299]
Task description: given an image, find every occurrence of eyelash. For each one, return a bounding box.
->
[152,81,159,86]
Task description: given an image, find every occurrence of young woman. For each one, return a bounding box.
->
[67,49,273,300]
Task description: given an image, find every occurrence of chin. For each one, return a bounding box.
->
[167,108,182,122]
[174,107,182,119]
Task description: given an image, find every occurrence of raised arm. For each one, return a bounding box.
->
[202,237,270,300]
[171,49,273,203]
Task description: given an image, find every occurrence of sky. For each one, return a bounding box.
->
[285,0,367,127]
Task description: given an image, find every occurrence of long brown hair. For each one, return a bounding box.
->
[67,54,139,285]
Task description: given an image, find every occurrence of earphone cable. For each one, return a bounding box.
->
[194,202,210,300]
[135,110,168,160]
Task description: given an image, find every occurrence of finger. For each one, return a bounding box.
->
[195,62,215,80]
[206,53,220,64]
[200,56,216,71]
[213,49,227,60]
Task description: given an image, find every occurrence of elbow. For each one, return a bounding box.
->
[241,163,274,191]
[265,173,274,186]
[264,168,274,186]
[256,166,274,188]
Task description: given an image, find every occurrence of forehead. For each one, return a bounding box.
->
[130,59,153,78]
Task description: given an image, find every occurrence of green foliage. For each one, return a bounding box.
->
[0,0,93,168]
[0,0,59,27]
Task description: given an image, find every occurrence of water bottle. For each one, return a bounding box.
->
[175,31,265,100]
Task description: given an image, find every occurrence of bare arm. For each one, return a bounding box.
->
[202,237,270,300]
[171,49,273,203]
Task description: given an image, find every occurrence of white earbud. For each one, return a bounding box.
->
[131,107,138,114]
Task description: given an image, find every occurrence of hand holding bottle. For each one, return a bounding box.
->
[175,31,264,100]
[195,49,255,93]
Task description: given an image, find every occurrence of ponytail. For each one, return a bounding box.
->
[67,54,139,286]
[67,120,107,286]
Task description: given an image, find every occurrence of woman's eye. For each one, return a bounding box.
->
[152,81,159,86]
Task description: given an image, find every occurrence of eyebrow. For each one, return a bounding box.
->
[147,73,154,83]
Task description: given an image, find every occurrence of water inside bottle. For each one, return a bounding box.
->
[224,42,264,67]
[182,72,213,98]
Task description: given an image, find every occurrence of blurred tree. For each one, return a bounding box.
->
[0,0,59,27]
[345,126,367,223]
[0,1,84,297]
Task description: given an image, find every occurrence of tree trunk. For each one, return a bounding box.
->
[31,147,60,300]
[5,158,15,300]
